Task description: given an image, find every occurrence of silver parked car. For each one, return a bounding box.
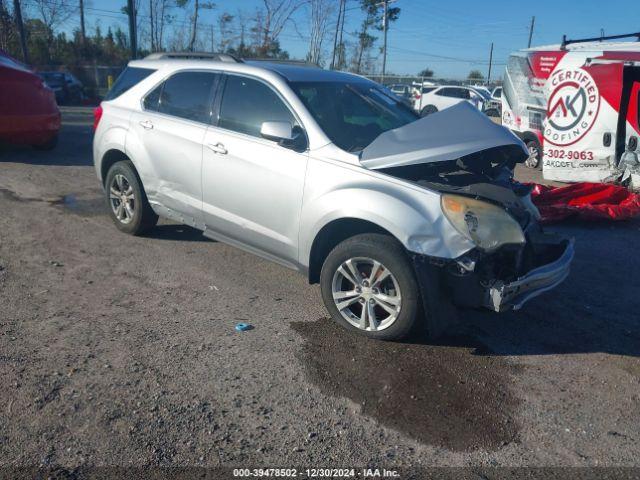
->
[93,52,574,341]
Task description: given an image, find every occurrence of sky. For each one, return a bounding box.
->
[37,0,640,79]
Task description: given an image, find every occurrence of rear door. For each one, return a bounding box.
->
[128,70,219,227]
[620,66,640,156]
[201,73,308,267]
[542,62,623,182]
[434,87,467,110]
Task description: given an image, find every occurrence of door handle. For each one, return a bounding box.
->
[139,120,154,130]
[207,143,227,155]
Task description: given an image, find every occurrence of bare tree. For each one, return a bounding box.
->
[146,0,170,51]
[30,0,73,30]
[307,0,334,65]
[0,0,15,52]
[217,11,233,52]
[176,0,215,52]
[257,0,304,56]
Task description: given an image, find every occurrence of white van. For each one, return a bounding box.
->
[501,33,640,188]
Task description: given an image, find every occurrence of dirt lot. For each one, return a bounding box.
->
[1,108,639,476]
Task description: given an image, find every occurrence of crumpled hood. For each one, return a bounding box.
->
[360,102,527,170]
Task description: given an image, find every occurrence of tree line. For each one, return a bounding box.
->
[0,0,404,73]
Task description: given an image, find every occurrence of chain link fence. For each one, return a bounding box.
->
[35,64,125,101]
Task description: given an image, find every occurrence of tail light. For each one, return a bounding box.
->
[414,93,421,99]
[93,104,103,131]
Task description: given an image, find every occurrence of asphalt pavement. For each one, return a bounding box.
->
[1,108,639,477]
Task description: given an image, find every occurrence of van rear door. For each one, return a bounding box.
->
[619,66,640,155]
[542,62,623,183]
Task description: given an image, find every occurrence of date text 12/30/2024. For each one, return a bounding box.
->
[233,468,401,478]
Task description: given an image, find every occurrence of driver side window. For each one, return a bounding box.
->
[218,75,296,138]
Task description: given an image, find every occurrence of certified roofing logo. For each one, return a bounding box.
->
[544,68,600,146]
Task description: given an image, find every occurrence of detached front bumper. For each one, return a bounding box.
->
[485,238,574,312]
[416,232,574,313]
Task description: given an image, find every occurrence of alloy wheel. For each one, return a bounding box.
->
[525,142,540,169]
[331,257,402,332]
[109,173,135,224]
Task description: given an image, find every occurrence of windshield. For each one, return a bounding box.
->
[290,81,418,152]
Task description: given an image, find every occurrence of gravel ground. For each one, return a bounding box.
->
[1,108,639,477]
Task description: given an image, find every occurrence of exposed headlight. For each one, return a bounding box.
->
[441,194,525,252]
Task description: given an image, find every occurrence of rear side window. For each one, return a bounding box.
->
[105,67,155,101]
[218,75,296,137]
[436,87,455,97]
[158,71,218,123]
[143,83,162,111]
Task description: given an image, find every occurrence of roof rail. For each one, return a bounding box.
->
[244,58,319,67]
[143,52,242,63]
[561,31,640,50]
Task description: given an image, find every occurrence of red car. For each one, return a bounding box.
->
[0,51,60,149]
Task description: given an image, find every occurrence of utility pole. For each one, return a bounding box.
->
[149,0,154,51]
[527,16,535,48]
[381,0,388,80]
[330,0,345,69]
[79,0,86,44]
[127,0,137,58]
[487,42,494,84]
[337,0,346,69]
[13,0,28,63]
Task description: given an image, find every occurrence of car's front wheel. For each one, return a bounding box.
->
[105,161,158,235]
[320,233,422,341]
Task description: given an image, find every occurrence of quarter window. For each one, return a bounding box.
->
[105,67,155,101]
[143,83,162,111]
[218,75,296,137]
[436,87,456,98]
[157,71,218,123]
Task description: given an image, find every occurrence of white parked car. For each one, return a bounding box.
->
[414,85,485,116]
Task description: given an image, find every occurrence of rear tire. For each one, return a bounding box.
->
[420,105,438,117]
[105,161,158,235]
[320,233,423,341]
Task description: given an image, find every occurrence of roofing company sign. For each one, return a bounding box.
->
[544,68,600,146]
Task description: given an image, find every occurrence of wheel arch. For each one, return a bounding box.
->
[521,130,543,146]
[307,218,400,284]
[100,149,132,186]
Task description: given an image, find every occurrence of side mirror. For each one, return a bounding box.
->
[260,121,307,152]
[260,121,294,142]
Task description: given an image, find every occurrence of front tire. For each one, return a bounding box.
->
[320,234,422,341]
[105,161,158,235]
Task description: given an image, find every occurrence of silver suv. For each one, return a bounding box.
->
[93,52,573,341]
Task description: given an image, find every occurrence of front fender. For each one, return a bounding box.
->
[298,158,474,267]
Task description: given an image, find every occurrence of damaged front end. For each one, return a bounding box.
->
[432,232,574,312]
[361,103,574,313]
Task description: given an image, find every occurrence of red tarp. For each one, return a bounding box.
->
[530,182,640,223]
